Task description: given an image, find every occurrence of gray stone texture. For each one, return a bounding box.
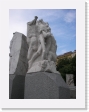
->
[69,86,76,99]
[9,74,25,99]
[24,72,70,99]
[9,32,28,76]
[66,74,76,99]
[27,24,38,38]
[27,18,58,74]
[70,89,76,99]
[9,75,15,99]
[66,74,74,86]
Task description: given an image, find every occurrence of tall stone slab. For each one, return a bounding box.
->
[9,32,28,98]
[9,75,15,99]
[24,72,70,99]
[9,32,28,76]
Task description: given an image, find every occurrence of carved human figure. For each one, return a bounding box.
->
[27,16,38,25]
[27,17,59,74]
[39,30,51,59]
[27,31,51,69]
[27,34,38,60]
[37,21,52,59]
[27,34,42,69]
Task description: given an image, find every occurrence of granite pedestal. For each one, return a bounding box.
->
[9,75,15,99]
[24,72,70,99]
[69,86,76,99]
[9,75,25,99]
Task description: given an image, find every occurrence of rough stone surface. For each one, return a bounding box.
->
[69,86,76,99]
[9,32,28,76]
[24,72,70,99]
[70,89,76,99]
[66,74,74,86]
[9,75,15,99]
[9,74,25,99]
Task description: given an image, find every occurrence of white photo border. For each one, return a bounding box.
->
[0,0,85,108]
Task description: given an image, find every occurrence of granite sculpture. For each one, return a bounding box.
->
[27,16,59,74]
[9,16,70,99]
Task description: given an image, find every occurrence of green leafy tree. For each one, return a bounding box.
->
[56,55,76,86]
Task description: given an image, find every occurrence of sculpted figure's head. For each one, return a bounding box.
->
[35,16,38,20]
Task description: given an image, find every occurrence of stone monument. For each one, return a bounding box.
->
[9,16,70,99]
[66,74,76,98]
[9,32,28,98]
[27,17,59,74]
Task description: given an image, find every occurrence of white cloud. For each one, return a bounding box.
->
[58,45,67,48]
[64,11,76,23]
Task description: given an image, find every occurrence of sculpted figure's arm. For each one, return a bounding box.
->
[38,29,51,59]
[28,43,42,69]
[27,35,38,61]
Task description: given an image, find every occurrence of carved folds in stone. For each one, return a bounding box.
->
[27,17,59,74]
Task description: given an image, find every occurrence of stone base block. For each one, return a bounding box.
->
[70,89,76,99]
[9,75,15,99]
[24,72,70,99]
[69,86,76,99]
[9,75,25,99]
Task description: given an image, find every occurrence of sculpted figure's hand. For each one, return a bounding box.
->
[41,31,51,38]
[47,32,51,37]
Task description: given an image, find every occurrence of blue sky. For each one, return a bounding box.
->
[9,9,76,55]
